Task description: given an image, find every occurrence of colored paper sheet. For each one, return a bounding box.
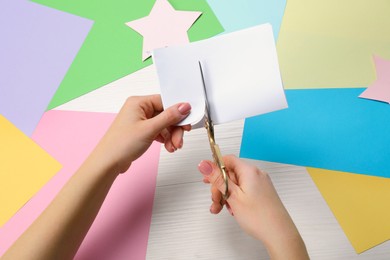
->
[31,0,224,109]
[0,111,161,259]
[240,88,390,178]
[126,0,202,61]
[154,24,287,127]
[0,115,61,227]
[277,0,390,89]
[307,167,390,253]
[207,0,286,37]
[0,0,92,136]
[359,56,390,104]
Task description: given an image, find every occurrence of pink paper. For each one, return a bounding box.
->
[359,56,390,104]
[0,110,161,259]
[126,0,201,61]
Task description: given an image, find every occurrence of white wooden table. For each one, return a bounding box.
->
[58,65,390,259]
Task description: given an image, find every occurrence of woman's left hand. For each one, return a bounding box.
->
[95,95,192,173]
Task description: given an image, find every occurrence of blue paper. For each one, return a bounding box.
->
[240,88,390,178]
[207,0,286,37]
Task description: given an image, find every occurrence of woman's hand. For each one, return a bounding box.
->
[94,95,191,173]
[1,95,192,260]
[198,155,309,259]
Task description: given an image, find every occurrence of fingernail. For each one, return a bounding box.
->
[169,144,176,152]
[198,160,213,176]
[178,139,183,149]
[178,103,191,115]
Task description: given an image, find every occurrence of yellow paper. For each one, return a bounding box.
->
[0,115,61,226]
[277,0,390,89]
[307,167,390,253]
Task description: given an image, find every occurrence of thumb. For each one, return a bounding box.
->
[198,160,238,198]
[149,102,191,133]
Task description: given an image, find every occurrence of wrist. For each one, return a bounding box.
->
[262,225,308,260]
[85,143,124,177]
[249,206,308,259]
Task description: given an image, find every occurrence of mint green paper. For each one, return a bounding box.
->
[207,0,286,37]
[32,0,223,109]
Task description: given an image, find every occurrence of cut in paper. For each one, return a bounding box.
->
[153,23,287,128]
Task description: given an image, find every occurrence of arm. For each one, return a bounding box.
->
[2,95,191,260]
[198,155,309,260]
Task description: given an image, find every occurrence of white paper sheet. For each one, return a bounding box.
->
[153,23,287,127]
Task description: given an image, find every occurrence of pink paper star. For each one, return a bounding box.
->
[359,56,390,104]
[126,0,202,61]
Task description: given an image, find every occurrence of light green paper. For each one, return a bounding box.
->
[32,0,223,109]
[277,0,390,89]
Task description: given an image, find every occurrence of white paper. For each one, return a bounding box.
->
[153,23,287,127]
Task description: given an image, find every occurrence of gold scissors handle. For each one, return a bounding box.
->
[205,119,229,201]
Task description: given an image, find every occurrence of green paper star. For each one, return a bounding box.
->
[32,0,224,109]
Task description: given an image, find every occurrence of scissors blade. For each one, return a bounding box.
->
[198,62,229,200]
[198,61,212,122]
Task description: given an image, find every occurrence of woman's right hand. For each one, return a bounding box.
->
[198,155,309,260]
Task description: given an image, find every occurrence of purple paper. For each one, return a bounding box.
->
[0,0,93,136]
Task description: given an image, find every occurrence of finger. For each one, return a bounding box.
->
[226,202,234,216]
[211,185,222,205]
[228,167,238,185]
[144,95,164,116]
[170,127,184,149]
[132,95,164,119]
[210,186,223,214]
[198,160,238,199]
[155,134,164,143]
[198,160,213,178]
[210,202,223,214]
[159,128,175,152]
[149,94,164,110]
[198,158,237,184]
[222,155,261,186]
[182,124,192,132]
[148,102,191,134]
[221,155,246,173]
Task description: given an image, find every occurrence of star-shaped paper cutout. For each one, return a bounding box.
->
[359,56,390,104]
[126,0,202,61]
[31,0,223,109]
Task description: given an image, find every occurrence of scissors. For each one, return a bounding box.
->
[198,61,229,201]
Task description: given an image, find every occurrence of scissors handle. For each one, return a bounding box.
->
[212,143,229,201]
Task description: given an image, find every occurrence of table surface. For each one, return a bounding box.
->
[57,65,390,259]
